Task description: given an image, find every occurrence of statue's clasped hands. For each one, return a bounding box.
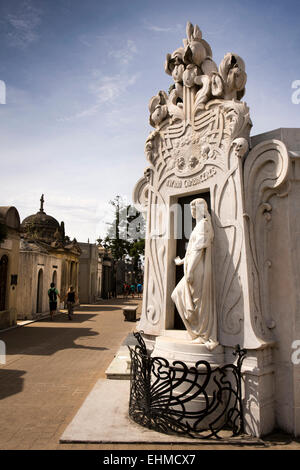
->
[174,256,183,266]
[174,256,193,283]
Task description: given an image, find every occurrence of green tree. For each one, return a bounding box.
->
[100,196,145,279]
[129,238,145,282]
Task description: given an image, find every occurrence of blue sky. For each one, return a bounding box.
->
[0,0,299,242]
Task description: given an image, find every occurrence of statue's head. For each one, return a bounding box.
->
[190,198,209,220]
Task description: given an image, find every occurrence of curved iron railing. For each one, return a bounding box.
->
[128,332,246,439]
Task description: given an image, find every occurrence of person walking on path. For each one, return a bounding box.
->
[137,283,143,298]
[48,282,60,321]
[123,283,127,299]
[130,283,136,299]
[124,283,130,299]
[62,286,79,321]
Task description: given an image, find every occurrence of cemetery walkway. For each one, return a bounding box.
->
[0,298,299,451]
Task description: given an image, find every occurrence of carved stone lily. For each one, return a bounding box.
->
[183,64,201,88]
[183,22,213,68]
[148,91,169,128]
[219,53,247,100]
[164,48,185,83]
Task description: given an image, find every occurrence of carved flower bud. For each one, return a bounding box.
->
[201,57,218,75]
[192,24,202,41]
[183,64,200,87]
[164,48,185,77]
[186,21,194,43]
[189,155,199,168]
[219,53,247,100]
[211,73,224,97]
[176,156,185,170]
[202,144,210,158]
[148,91,169,128]
[151,104,168,126]
[184,41,207,67]
[172,63,185,83]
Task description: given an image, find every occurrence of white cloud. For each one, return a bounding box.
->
[5,0,42,48]
[57,34,139,123]
[91,73,139,103]
[108,39,138,65]
[56,72,139,123]
[144,22,183,33]
[78,34,93,48]
[57,104,100,122]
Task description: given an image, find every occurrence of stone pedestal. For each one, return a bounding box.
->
[152,330,224,366]
[152,331,226,431]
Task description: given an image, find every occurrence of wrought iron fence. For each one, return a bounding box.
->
[128,332,246,439]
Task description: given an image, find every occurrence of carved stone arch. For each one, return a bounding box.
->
[132,173,150,216]
[52,270,57,285]
[243,139,290,339]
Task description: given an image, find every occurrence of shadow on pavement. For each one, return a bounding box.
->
[70,306,121,313]
[262,430,300,447]
[0,325,108,357]
[44,312,99,323]
[0,369,26,400]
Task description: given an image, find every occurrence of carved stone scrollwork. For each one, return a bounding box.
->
[132,171,151,215]
[243,139,290,339]
[149,22,248,128]
[136,20,273,348]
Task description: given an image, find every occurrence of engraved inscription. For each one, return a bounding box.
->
[183,167,216,187]
[166,179,183,188]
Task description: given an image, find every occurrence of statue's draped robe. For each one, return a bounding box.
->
[171,217,217,344]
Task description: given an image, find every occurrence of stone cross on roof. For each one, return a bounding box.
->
[39,194,45,213]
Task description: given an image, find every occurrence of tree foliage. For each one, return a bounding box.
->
[97,196,145,280]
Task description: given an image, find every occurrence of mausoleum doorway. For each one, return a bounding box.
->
[36,268,43,314]
[173,192,211,329]
[0,255,8,311]
[52,270,57,285]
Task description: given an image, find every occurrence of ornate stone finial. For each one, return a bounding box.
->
[60,221,65,239]
[148,21,248,127]
[39,194,45,213]
[148,91,169,128]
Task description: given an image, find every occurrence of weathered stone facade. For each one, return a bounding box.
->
[0,206,20,329]
[17,196,81,320]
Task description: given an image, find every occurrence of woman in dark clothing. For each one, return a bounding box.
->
[48,282,60,321]
[63,286,79,320]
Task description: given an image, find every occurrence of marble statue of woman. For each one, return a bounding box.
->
[171,198,218,350]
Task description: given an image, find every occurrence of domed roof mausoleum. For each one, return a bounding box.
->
[21,195,61,244]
